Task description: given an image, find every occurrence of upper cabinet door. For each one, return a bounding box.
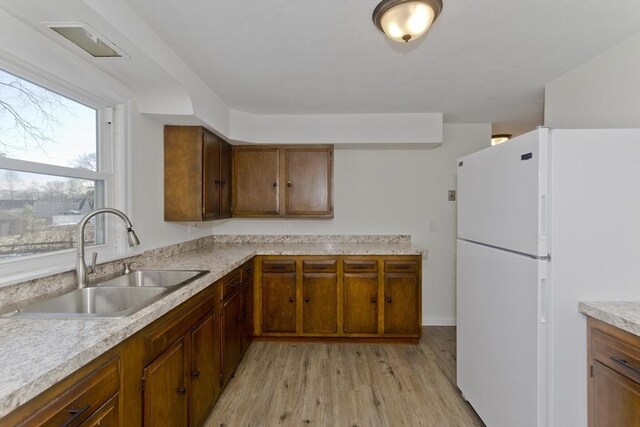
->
[202,131,221,219]
[219,140,232,217]
[284,147,333,217]
[233,147,280,216]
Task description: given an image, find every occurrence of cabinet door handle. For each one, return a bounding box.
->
[289,297,295,303]
[221,180,226,185]
[371,297,376,303]
[386,297,392,303]
[177,386,187,393]
[304,297,310,303]
[192,370,200,377]
[287,181,292,187]
[273,182,278,187]
[610,356,640,375]
[61,404,91,427]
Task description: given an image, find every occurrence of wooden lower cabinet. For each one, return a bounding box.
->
[302,273,338,334]
[587,317,640,427]
[143,338,188,427]
[255,255,421,339]
[221,288,243,386]
[343,273,378,334]
[384,273,420,335]
[189,312,220,427]
[262,270,297,333]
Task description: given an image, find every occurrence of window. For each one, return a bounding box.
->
[0,67,119,282]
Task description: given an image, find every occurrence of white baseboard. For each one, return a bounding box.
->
[422,317,456,326]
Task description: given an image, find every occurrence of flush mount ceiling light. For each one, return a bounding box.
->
[491,134,513,146]
[372,0,443,43]
[44,22,128,58]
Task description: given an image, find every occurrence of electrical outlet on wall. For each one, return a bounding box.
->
[448,190,456,201]
[428,221,436,232]
[188,222,198,234]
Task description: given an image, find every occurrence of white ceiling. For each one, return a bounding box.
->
[126,0,640,130]
[2,0,639,136]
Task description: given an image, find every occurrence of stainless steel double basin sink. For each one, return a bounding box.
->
[4,270,208,319]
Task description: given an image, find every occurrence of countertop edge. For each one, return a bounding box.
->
[579,301,640,337]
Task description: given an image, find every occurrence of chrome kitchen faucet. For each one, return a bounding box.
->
[76,208,140,288]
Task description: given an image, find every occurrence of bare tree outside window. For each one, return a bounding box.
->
[0,68,102,259]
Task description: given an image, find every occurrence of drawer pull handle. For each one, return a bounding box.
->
[289,297,295,303]
[177,386,187,393]
[273,182,278,187]
[192,370,200,377]
[62,403,91,427]
[610,356,640,375]
[371,297,376,303]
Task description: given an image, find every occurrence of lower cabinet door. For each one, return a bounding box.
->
[343,273,379,334]
[592,360,640,427]
[189,312,219,427]
[143,338,188,427]
[221,290,243,386]
[241,280,254,351]
[384,273,419,335]
[302,273,337,334]
[261,273,297,333]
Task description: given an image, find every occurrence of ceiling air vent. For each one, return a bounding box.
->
[44,22,128,58]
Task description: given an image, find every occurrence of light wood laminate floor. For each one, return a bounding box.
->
[205,327,484,426]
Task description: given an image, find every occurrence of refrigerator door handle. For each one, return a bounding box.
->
[540,194,548,241]
[538,278,548,324]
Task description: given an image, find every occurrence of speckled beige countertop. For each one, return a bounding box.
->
[579,301,640,337]
[0,240,425,418]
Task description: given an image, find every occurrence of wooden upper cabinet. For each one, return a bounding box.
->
[220,141,232,217]
[285,147,333,216]
[164,125,231,221]
[233,145,333,218]
[202,131,221,219]
[232,147,280,216]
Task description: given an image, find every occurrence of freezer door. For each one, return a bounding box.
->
[457,128,549,257]
[457,239,548,427]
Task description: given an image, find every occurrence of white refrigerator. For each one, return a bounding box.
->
[456,127,640,427]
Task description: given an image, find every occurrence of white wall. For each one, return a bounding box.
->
[212,123,491,325]
[545,33,640,128]
[129,103,216,252]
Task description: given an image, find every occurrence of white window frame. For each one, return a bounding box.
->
[0,64,131,287]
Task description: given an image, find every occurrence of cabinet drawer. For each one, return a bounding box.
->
[262,259,296,273]
[384,259,418,273]
[343,259,377,273]
[592,327,640,382]
[14,357,120,427]
[80,394,119,427]
[241,261,254,284]
[303,259,337,273]
[222,270,243,299]
[144,294,214,364]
